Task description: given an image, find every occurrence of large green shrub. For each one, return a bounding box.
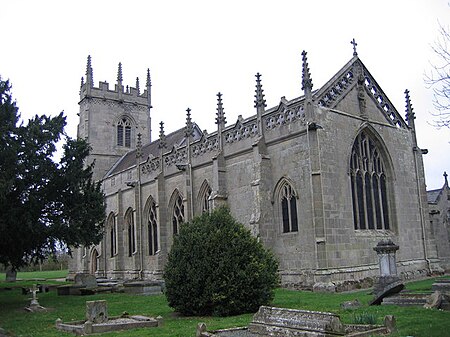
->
[163,207,279,316]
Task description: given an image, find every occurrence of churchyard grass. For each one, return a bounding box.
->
[0,272,449,337]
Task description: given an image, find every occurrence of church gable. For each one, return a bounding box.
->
[315,57,408,128]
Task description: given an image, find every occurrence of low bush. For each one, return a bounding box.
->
[164,207,279,316]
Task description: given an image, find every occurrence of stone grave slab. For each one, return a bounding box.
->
[248,306,345,336]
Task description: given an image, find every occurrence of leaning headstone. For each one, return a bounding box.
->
[424,291,443,309]
[384,315,396,333]
[75,273,98,289]
[370,240,404,305]
[85,300,108,323]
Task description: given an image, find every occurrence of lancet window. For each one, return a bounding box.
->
[172,194,185,235]
[125,208,136,256]
[107,213,117,257]
[199,181,212,214]
[117,117,132,147]
[148,200,158,255]
[279,181,298,233]
[350,131,390,230]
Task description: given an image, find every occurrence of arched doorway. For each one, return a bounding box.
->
[90,248,99,275]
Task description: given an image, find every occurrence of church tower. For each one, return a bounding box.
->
[77,56,152,181]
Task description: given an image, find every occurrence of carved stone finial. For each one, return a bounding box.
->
[80,76,85,88]
[216,92,226,127]
[136,133,142,158]
[135,77,140,95]
[185,108,194,138]
[146,68,152,109]
[117,62,123,84]
[351,38,358,56]
[146,68,151,88]
[159,121,166,149]
[404,89,416,127]
[444,171,448,187]
[86,55,93,87]
[301,50,313,95]
[254,73,267,110]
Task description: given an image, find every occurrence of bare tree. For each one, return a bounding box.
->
[425,24,450,128]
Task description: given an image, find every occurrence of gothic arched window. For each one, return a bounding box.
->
[117,117,132,147]
[279,181,298,233]
[198,181,212,214]
[148,200,158,255]
[350,131,390,230]
[125,208,136,256]
[107,213,117,257]
[172,193,185,235]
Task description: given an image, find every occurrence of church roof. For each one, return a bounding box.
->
[314,55,408,129]
[427,188,443,204]
[104,124,203,178]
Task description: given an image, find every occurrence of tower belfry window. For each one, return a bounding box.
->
[350,131,390,231]
[117,118,132,147]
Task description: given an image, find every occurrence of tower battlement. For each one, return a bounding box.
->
[77,55,152,181]
[80,80,149,106]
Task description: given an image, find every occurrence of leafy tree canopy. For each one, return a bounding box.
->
[164,207,279,316]
[0,78,106,270]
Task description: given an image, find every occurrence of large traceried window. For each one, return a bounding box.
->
[350,130,390,230]
[117,117,132,147]
[172,193,185,235]
[278,180,299,233]
[107,213,117,257]
[148,200,158,255]
[125,208,136,256]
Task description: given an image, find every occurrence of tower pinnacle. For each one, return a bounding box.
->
[216,92,226,127]
[404,89,416,129]
[159,121,166,149]
[136,77,140,95]
[117,62,123,85]
[86,55,93,87]
[254,73,267,110]
[301,50,313,99]
[185,108,194,138]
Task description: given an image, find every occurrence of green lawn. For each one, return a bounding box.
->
[0,271,449,337]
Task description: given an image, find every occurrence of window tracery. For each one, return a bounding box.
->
[279,181,298,233]
[117,117,132,147]
[172,194,185,235]
[350,131,390,230]
[148,200,158,255]
[125,209,136,256]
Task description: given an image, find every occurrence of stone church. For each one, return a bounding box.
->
[68,44,448,290]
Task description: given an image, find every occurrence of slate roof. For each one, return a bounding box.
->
[104,123,203,178]
[427,188,443,204]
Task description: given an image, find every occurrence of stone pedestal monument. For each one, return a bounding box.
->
[370,240,404,305]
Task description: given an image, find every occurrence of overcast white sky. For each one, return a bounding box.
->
[2,0,450,189]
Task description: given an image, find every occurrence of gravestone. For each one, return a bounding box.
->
[86,300,108,323]
[248,306,345,336]
[370,240,404,305]
[75,273,98,289]
[5,268,17,282]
